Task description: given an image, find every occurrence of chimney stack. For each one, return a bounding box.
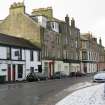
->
[9,2,25,15]
[65,14,70,25]
[71,17,75,27]
[99,37,102,45]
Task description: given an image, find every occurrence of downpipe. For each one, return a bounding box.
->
[104,82,105,97]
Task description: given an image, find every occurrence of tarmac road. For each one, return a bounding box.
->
[0,76,93,105]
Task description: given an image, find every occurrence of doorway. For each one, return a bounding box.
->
[8,64,11,82]
[12,64,16,81]
[17,64,23,79]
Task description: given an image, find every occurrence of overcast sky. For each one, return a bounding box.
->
[0,0,105,45]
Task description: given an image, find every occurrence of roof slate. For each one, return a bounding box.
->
[0,33,40,50]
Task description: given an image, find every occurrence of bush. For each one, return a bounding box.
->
[26,73,38,82]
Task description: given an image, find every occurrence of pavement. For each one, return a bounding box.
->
[56,83,105,105]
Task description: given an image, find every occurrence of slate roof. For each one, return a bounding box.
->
[0,33,41,50]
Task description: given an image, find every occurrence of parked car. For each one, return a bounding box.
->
[26,72,48,82]
[75,71,86,77]
[26,73,38,82]
[93,72,105,82]
[35,72,48,81]
[69,71,86,77]
[53,71,67,79]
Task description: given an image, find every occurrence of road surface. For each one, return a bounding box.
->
[0,76,93,105]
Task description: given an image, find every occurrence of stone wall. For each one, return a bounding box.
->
[0,2,41,47]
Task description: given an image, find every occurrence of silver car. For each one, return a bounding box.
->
[93,72,105,82]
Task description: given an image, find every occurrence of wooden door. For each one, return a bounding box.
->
[8,64,11,82]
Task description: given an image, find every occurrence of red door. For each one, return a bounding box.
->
[8,64,11,82]
[12,65,16,81]
[49,62,51,79]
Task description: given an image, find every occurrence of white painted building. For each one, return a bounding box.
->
[0,33,41,82]
[31,15,48,28]
[42,60,70,78]
[54,61,70,76]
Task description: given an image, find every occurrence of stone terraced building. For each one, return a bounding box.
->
[80,33,105,73]
[0,2,104,79]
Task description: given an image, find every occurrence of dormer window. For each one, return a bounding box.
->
[51,22,54,28]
